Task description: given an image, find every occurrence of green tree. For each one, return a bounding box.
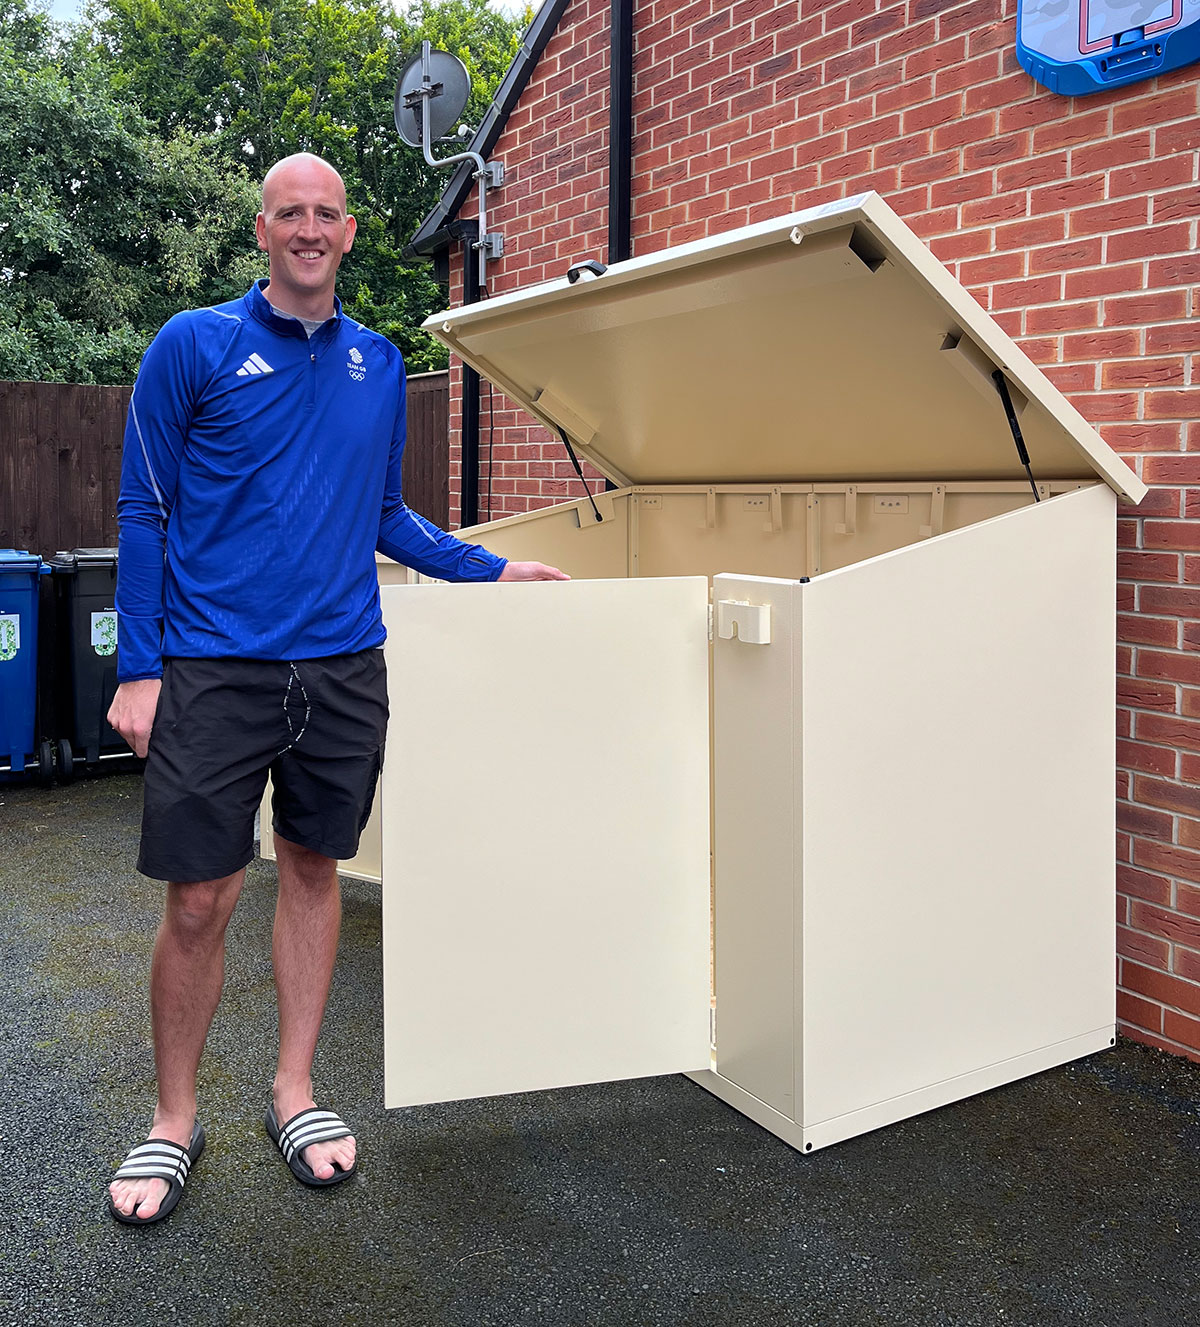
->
[0,0,261,381]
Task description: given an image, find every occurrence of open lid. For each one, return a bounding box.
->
[424,194,1144,502]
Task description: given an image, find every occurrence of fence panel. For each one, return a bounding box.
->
[0,373,450,556]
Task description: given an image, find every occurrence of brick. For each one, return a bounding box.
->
[1144,457,1200,485]
[1132,900,1200,951]
[1119,679,1178,711]
[1163,1008,1200,1053]
[1180,883,1200,917]
[1066,265,1145,301]
[963,71,1031,115]
[1070,197,1151,238]
[935,51,999,97]
[1147,323,1200,355]
[1107,223,1192,265]
[931,170,1004,208]
[1118,801,1174,840]
[959,252,1025,285]
[1146,389,1200,419]
[1119,737,1177,774]
[1119,614,1179,648]
[1118,864,1172,905]
[1113,86,1198,137]
[1135,776,1200,819]
[1118,924,1171,971]
[962,130,1029,170]
[1182,757,1200,787]
[877,74,935,115]
[1177,947,1200,986]
[997,152,1068,192]
[962,193,1027,226]
[1118,1023,1200,1062]
[1155,118,1200,155]
[1103,359,1186,391]
[905,35,965,81]
[1120,958,1200,1017]
[1153,187,1200,224]
[932,112,997,152]
[1028,237,1102,275]
[994,214,1068,249]
[1116,988,1164,1031]
[1145,521,1200,551]
[1119,550,1183,582]
[1070,131,1151,175]
[903,94,965,136]
[1137,712,1200,752]
[1104,290,1189,328]
[1031,175,1107,215]
[1063,328,1140,358]
[1032,109,1111,153]
[1181,818,1200,850]
[1043,363,1096,394]
[1110,156,1196,202]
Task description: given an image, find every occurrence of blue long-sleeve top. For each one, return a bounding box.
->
[115,280,506,682]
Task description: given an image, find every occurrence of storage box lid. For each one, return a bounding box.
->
[424,193,1144,502]
[49,547,118,571]
[0,549,42,571]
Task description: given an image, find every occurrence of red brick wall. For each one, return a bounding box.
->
[442,0,1200,1062]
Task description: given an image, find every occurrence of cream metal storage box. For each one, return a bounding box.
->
[264,194,1144,1153]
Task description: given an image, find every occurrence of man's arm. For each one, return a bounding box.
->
[377,368,567,582]
[107,318,194,756]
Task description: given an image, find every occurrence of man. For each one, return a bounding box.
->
[107,153,566,1225]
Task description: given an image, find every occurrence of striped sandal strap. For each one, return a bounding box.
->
[112,1137,194,1186]
[277,1109,353,1165]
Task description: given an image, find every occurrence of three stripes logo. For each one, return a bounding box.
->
[236,352,274,378]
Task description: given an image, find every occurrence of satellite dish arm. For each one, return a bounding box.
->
[406,42,504,287]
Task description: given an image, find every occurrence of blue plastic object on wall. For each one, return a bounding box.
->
[1017,0,1200,95]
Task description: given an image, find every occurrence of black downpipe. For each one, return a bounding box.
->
[459,221,480,529]
[609,0,634,265]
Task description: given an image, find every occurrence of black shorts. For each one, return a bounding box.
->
[138,651,389,883]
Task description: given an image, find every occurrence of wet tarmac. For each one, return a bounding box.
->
[2,773,1197,1326]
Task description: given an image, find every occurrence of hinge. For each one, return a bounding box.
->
[707,602,714,642]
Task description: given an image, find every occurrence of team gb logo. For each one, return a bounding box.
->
[347,345,366,381]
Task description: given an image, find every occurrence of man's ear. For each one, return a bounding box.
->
[343,214,357,253]
[255,213,268,252]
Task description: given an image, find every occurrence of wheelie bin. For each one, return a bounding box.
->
[46,548,131,780]
[0,550,53,783]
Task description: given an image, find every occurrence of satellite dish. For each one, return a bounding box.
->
[394,48,471,148]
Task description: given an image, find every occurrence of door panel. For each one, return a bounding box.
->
[380,577,711,1109]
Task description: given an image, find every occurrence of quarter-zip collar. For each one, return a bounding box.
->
[244,278,343,342]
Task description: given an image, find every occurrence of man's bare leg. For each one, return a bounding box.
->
[270,834,356,1179]
[109,869,245,1220]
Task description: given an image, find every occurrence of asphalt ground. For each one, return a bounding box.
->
[1,771,1198,1327]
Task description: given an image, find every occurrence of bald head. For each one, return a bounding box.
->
[256,153,357,320]
[261,153,347,215]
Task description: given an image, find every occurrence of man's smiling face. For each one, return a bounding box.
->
[255,155,357,317]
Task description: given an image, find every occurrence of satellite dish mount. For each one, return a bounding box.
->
[395,42,504,284]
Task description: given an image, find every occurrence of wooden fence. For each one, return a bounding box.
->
[0,371,450,557]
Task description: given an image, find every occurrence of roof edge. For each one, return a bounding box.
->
[402,0,572,259]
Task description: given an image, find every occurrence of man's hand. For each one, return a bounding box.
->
[497,562,570,582]
[107,678,162,758]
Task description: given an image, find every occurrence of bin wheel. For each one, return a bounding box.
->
[37,741,54,789]
[56,738,75,785]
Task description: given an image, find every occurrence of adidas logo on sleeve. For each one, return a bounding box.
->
[236,353,275,377]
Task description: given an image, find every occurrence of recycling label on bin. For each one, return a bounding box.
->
[91,611,118,657]
[0,614,18,661]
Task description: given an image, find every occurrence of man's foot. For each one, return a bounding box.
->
[108,1116,204,1225]
[267,1089,357,1186]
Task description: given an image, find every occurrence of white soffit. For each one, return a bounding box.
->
[424,193,1145,503]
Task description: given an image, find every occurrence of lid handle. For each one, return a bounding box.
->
[566,259,607,284]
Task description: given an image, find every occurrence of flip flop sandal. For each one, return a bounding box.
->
[108,1121,205,1226]
[265,1105,357,1187]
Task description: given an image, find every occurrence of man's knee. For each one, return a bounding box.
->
[165,875,242,943]
[274,835,339,894]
